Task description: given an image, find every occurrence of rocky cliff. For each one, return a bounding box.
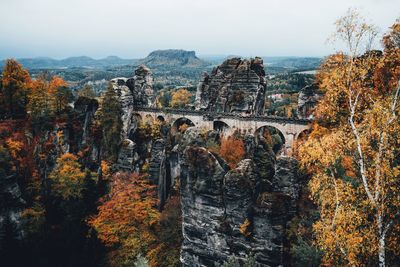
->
[177,128,302,266]
[297,83,322,119]
[195,57,267,115]
[0,172,25,249]
[110,65,154,139]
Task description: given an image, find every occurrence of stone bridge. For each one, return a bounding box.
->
[134,107,311,155]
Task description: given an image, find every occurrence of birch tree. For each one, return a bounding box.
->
[299,10,400,266]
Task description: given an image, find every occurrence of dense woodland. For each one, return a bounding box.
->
[0,10,399,267]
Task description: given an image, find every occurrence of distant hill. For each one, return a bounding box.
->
[263,56,322,71]
[0,56,138,69]
[139,49,210,68]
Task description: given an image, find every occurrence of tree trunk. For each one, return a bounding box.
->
[378,214,386,267]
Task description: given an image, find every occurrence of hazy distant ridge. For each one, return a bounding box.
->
[0,56,138,69]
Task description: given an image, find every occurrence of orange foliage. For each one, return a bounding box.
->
[100,160,111,180]
[28,75,70,118]
[5,138,23,160]
[219,136,245,168]
[88,172,159,266]
[239,218,252,237]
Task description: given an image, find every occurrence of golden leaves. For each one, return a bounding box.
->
[49,153,86,200]
[298,14,400,265]
[170,88,192,108]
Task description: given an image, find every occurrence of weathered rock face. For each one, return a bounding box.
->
[297,83,322,119]
[110,65,156,172]
[110,65,154,138]
[0,173,25,249]
[195,57,267,115]
[74,96,99,147]
[179,130,302,266]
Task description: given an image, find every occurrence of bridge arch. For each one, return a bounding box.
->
[156,115,165,122]
[171,117,195,134]
[255,125,286,154]
[296,129,310,141]
[213,120,230,134]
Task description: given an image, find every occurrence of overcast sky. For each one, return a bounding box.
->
[0,0,399,59]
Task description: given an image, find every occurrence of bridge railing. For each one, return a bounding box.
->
[134,106,311,125]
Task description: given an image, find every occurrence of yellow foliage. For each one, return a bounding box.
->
[298,13,400,266]
[170,88,192,108]
[49,153,86,200]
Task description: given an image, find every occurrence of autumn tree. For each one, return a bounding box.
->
[77,84,96,99]
[27,75,71,125]
[219,135,245,168]
[88,172,159,267]
[170,88,192,108]
[299,11,400,266]
[97,83,123,161]
[137,115,162,140]
[0,59,31,118]
[50,76,72,113]
[49,153,86,200]
[28,76,52,123]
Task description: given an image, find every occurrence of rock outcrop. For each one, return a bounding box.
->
[110,65,154,138]
[179,129,302,266]
[195,57,267,115]
[110,65,155,171]
[0,172,25,249]
[139,49,209,68]
[111,66,153,108]
[297,83,322,119]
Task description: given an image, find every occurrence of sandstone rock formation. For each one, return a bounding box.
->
[195,57,267,115]
[297,83,322,119]
[179,129,302,266]
[110,65,154,134]
[139,49,209,68]
[110,65,155,171]
[110,65,154,137]
[0,173,25,248]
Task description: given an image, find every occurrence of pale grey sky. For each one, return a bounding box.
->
[0,0,399,59]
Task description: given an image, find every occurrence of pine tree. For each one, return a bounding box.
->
[97,83,123,161]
